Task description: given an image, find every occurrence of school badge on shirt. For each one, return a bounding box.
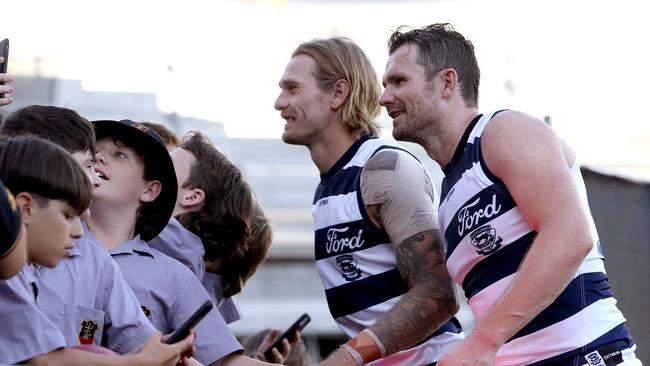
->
[78,320,99,345]
[141,305,152,317]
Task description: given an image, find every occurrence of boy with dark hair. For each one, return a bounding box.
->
[1,105,100,188]
[88,120,276,366]
[148,131,288,363]
[150,131,254,281]
[0,136,194,366]
[0,105,161,354]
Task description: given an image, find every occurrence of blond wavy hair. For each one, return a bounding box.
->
[293,37,381,137]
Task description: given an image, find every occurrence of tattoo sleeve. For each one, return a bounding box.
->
[368,229,458,355]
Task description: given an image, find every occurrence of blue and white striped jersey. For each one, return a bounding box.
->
[438,111,633,365]
[313,136,463,365]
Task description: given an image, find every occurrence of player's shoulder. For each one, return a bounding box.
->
[365,145,421,172]
[486,110,552,139]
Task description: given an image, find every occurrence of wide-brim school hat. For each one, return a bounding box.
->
[91,119,178,241]
[0,180,22,259]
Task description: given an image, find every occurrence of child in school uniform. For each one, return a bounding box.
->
[148,131,253,307]
[0,136,193,366]
[147,132,289,361]
[88,120,278,366]
[1,105,160,353]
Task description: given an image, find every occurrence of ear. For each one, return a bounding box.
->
[330,79,350,110]
[179,187,205,211]
[439,68,458,99]
[140,180,162,203]
[14,192,37,225]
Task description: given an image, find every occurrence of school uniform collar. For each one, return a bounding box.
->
[109,236,156,259]
[82,220,156,258]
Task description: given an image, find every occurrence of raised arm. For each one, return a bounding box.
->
[438,111,593,366]
[322,150,458,365]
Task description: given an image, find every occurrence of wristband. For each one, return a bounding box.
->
[343,329,385,364]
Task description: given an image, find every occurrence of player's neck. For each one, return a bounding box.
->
[87,201,138,250]
[307,122,358,174]
[431,108,479,170]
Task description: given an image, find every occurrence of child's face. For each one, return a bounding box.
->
[71,150,102,192]
[26,198,82,268]
[93,138,150,206]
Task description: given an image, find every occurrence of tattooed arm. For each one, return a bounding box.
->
[320,150,458,365]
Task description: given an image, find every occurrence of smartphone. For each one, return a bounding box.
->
[263,313,311,360]
[0,38,9,99]
[164,300,213,344]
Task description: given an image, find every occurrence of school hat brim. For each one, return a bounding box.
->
[91,119,178,241]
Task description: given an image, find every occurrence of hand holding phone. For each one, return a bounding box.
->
[0,38,10,100]
[263,313,311,360]
[164,300,213,344]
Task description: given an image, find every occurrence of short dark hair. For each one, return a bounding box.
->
[0,136,92,214]
[0,105,97,156]
[218,202,272,298]
[176,131,254,265]
[388,23,481,108]
[140,122,180,148]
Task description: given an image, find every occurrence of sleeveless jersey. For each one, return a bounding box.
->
[438,111,633,365]
[313,136,463,365]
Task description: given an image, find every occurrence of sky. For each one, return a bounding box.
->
[4,0,650,176]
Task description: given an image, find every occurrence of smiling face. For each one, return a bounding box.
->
[274,54,334,147]
[93,138,151,208]
[380,44,440,144]
[22,196,82,268]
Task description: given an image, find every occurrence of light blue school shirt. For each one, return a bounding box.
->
[84,229,242,365]
[33,238,156,354]
[202,272,242,324]
[148,218,205,280]
[0,264,66,364]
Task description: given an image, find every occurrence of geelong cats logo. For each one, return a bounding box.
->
[336,255,362,281]
[470,225,503,255]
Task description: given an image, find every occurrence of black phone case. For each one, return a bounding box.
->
[164,300,213,344]
[263,313,311,359]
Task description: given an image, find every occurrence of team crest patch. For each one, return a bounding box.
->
[78,320,99,345]
[336,254,362,281]
[470,224,503,255]
[584,350,606,366]
[141,305,152,317]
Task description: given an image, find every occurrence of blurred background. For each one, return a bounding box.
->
[2,0,648,362]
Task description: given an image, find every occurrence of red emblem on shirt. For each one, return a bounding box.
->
[78,320,99,345]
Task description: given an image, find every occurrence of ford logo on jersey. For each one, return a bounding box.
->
[326,227,365,254]
[457,194,502,237]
